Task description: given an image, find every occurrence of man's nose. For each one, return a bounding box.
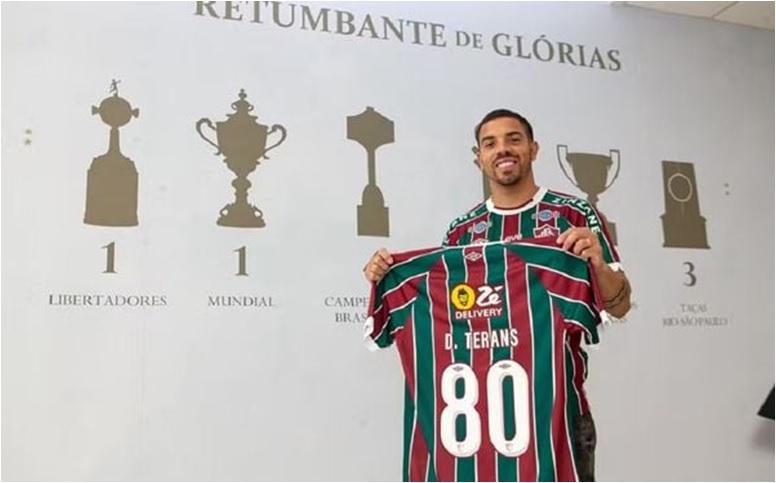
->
[494,141,510,155]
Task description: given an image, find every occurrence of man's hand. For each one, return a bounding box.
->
[558,227,631,318]
[363,248,394,283]
[557,227,605,270]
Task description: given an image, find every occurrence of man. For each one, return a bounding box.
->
[363,109,631,481]
[365,109,630,317]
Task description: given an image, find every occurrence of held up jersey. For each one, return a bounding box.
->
[364,239,605,482]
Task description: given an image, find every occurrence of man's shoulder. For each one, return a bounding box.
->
[446,201,488,230]
[542,188,591,207]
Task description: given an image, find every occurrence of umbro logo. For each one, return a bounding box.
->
[465,251,483,262]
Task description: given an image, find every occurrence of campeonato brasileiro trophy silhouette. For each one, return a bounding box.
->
[197,89,286,228]
[347,106,394,237]
[84,80,140,226]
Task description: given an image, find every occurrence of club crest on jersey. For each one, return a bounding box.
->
[450,283,504,320]
[467,221,491,234]
[533,224,560,238]
[473,221,488,234]
[537,209,555,222]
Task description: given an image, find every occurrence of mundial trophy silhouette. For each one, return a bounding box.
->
[196,88,287,228]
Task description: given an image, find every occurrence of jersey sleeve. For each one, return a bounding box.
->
[363,273,420,351]
[507,241,606,345]
[363,247,445,351]
[589,206,621,270]
[579,203,628,324]
[441,221,459,247]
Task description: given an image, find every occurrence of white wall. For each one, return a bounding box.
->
[2,2,773,480]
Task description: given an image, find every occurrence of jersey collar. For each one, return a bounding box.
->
[486,187,547,215]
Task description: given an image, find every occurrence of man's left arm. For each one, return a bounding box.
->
[557,227,632,319]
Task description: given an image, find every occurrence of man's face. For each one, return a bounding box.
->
[476,117,539,187]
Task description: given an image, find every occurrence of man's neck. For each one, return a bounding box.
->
[489,182,540,209]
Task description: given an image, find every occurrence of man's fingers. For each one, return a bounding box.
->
[377,248,394,264]
[556,230,569,245]
[576,238,600,256]
[571,239,585,255]
[562,231,581,252]
[363,248,393,284]
[374,258,390,272]
[365,267,386,283]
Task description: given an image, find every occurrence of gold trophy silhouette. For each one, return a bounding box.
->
[84,81,140,226]
[660,161,709,249]
[347,106,394,237]
[196,89,286,228]
[557,145,620,243]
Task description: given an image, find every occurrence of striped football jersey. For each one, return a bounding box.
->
[442,187,619,271]
[365,238,605,482]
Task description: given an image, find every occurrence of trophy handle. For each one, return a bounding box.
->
[556,144,579,188]
[196,118,221,155]
[262,124,287,160]
[606,149,621,189]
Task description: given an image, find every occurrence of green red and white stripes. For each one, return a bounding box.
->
[366,239,604,481]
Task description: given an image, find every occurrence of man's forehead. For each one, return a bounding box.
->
[480,117,527,137]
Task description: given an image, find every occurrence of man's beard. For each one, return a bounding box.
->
[489,154,523,187]
[493,171,521,186]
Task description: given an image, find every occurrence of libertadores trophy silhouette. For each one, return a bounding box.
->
[84,80,140,226]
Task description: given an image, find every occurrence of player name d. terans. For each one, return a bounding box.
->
[444,328,518,350]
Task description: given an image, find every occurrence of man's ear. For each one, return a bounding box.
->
[531,141,540,161]
[472,146,482,169]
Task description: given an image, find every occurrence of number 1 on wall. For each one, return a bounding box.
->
[235,246,248,276]
[102,242,116,274]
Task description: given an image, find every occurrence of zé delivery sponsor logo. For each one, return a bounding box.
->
[450,283,504,320]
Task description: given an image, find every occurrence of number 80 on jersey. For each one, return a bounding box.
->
[440,360,530,458]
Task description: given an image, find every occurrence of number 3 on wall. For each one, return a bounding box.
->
[683,261,697,287]
[440,360,530,458]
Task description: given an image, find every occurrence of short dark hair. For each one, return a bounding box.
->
[474,109,534,145]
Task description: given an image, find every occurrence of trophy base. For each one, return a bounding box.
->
[84,156,139,227]
[661,214,710,249]
[357,204,389,237]
[84,216,138,227]
[218,202,265,228]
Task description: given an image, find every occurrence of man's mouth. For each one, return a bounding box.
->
[495,158,517,168]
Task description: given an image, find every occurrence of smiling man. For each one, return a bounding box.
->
[363,109,631,481]
[441,109,630,323]
[366,109,630,320]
